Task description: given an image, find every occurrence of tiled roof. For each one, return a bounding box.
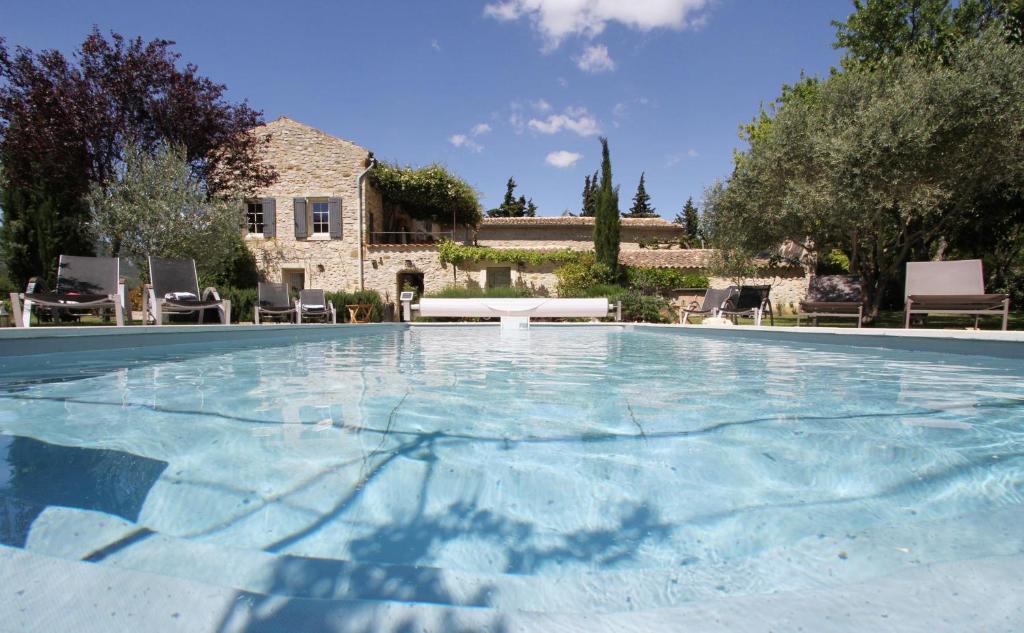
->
[481,216,682,229]
[618,249,716,268]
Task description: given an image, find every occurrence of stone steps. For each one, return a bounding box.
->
[13,498,1024,616]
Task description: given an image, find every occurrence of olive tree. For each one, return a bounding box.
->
[89,141,242,283]
[705,29,1024,320]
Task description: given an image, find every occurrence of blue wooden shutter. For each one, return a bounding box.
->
[262,198,276,238]
[328,197,342,238]
[293,198,307,239]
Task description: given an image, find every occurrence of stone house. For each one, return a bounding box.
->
[244,117,809,312]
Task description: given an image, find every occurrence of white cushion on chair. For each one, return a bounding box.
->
[164,292,198,301]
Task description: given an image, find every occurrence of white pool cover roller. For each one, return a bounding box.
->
[417,297,609,318]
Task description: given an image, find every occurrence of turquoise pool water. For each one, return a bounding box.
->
[1,326,1023,630]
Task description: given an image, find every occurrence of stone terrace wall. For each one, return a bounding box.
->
[476,218,683,251]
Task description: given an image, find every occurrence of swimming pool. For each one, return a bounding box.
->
[1,325,1023,631]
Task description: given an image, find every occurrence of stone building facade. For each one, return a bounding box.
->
[245,117,810,315]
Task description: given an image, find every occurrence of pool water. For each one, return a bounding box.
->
[1,326,1023,629]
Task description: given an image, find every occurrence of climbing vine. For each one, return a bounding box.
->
[369,162,482,226]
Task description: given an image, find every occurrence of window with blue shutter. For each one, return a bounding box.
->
[262,198,276,238]
[328,197,342,238]
[293,198,307,238]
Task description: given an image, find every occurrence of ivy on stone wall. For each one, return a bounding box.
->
[370,162,483,226]
[437,239,585,267]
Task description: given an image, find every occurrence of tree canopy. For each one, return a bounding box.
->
[487,177,537,217]
[0,28,274,286]
[833,0,1023,67]
[89,140,244,284]
[625,172,657,218]
[704,25,1024,318]
[580,169,599,216]
[674,197,701,246]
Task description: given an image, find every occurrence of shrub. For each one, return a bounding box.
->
[625,267,709,295]
[818,248,851,275]
[616,289,671,323]
[215,286,258,323]
[326,289,384,323]
[438,240,583,267]
[554,254,599,297]
[554,254,616,292]
[426,284,534,299]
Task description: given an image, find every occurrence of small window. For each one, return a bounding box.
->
[486,267,512,289]
[311,201,330,235]
[246,201,264,234]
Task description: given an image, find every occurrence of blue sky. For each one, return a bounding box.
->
[2,0,851,218]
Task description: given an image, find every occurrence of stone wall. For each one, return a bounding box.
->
[709,268,809,316]
[245,116,381,292]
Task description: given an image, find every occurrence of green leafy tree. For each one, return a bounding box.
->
[88,141,242,284]
[593,137,621,278]
[705,28,1024,320]
[833,0,1022,67]
[673,197,701,246]
[625,172,657,218]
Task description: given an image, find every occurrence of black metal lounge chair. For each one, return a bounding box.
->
[904,259,1010,330]
[719,284,774,326]
[680,286,737,325]
[798,275,863,327]
[9,255,125,328]
[255,282,297,324]
[143,257,231,325]
[297,289,336,324]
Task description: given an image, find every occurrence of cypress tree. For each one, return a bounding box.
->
[625,172,656,217]
[581,169,599,216]
[683,197,700,244]
[488,177,535,217]
[593,137,620,277]
[581,174,592,216]
[673,197,701,246]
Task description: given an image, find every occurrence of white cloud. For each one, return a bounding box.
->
[576,44,615,73]
[532,98,552,112]
[431,39,442,51]
[557,76,569,88]
[509,111,527,134]
[612,102,628,118]
[484,0,711,48]
[528,106,600,136]
[449,134,483,152]
[546,150,583,168]
[471,123,492,135]
[666,148,699,167]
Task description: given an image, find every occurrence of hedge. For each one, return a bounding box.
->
[438,240,584,267]
[625,267,709,295]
